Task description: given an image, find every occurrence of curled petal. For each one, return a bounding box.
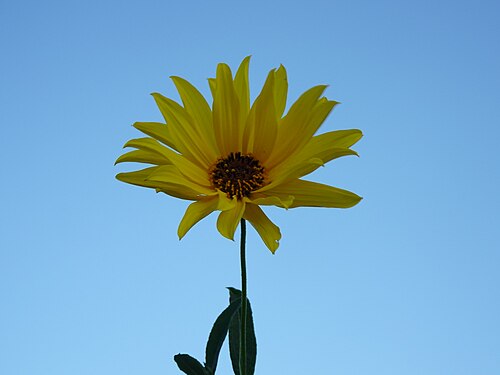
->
[216,191,238,211]
[243,204,281,253]
[178,196,220,239]
[114,149,171,165]
[123,137,173,161]
[265,179,362,208]
[116,167,160,188]
[249,193,294,209]
[216,200,245,240]
[208,78,217,97]
[133,122,178,151]
[273,64,288,119]
[116,167,200,201]
[305,129,363,150]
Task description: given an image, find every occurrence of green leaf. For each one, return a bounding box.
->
[227,288,257,375]
[204,297,242,374]
[174,354,209,375]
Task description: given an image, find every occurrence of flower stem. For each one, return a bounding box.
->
[239,219,247,375]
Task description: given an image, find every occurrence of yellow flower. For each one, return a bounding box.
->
[116,57,362,253]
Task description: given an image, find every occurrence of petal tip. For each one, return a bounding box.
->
[268,242,279,254]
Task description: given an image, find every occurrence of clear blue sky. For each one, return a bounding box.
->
[1,0,499,374]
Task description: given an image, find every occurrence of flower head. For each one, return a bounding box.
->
[116,57,362,253]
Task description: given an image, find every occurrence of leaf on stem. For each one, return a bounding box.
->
[227,287,257,375]
[204,297,242,374]
[174,354,210,375]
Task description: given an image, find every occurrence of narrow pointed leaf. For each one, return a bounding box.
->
[227,288,257,375]
[174,354,209,375]
[204,297,242,374]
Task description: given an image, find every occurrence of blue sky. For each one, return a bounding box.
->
[1,0,499,374]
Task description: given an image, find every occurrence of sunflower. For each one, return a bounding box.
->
[115,57,362,253]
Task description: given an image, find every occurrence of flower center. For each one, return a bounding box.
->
[210,152,265,200]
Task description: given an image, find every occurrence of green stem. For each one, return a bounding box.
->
[239,219,247,375]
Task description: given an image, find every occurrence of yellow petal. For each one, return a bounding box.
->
[262,129,361,189]
[306,129,363,149]
[115,167,199,200]
[178,196,219,239]
[234,56,251,127]
[248,193,294,209]
[133,122,178,151]
[294,129,361,163]
[216,190,238,211]
[216,199,245,240]
[264,149,358,191]
[298,147,358,166]
[152,93,214,167]
[278,98,338,166]
[243,204,281,253]
[156,186,201,201]
[146,165,215,196]
[213,63,241,155]
[208,78,217,98]
[266,85,328,168]
[301,98,338,142]
[265,179,362,208]
[116,166,159,188]
[261,157,324,192]
[170,76,219,159]
[146,145,211,189]
[274,64,288,119]
[123,137,174,161]
[242,103,256,154]
[248,70,278,163]
[114,149,171,165]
